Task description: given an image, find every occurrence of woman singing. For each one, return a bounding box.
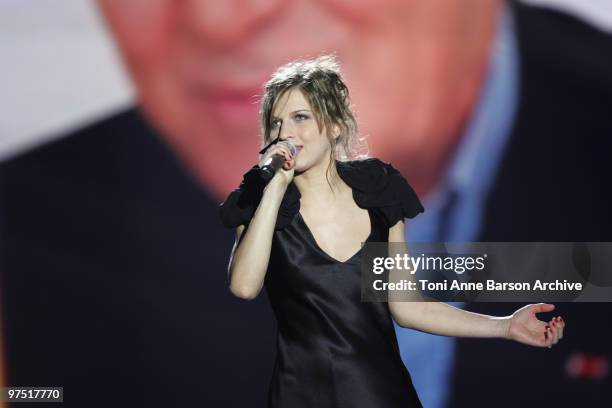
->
[219,56,565,408]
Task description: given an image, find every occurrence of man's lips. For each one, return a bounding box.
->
[207,88,261,111]
[187,87,261,125]
[208,87,261,104]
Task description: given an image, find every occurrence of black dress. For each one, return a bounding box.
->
[220,158,425,408]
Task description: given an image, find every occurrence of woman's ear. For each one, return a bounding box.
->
[333,125,341,140]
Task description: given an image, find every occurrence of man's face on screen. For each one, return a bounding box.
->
[98,0,496,195]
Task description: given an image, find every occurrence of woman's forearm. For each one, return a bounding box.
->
[228,177,287,299]
[387,223,509,339]
[390,301,510,339]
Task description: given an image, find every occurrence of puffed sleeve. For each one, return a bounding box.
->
[219,165,301,230]
[337,158,424,228]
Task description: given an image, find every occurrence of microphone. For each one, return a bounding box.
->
[259,141,297,181]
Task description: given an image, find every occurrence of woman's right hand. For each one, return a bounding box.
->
[258,142,296,186]
[229,142,295,300]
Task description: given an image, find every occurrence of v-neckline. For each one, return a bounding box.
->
[296,209,374,264]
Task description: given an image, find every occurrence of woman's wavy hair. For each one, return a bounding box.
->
[260,55,369,186]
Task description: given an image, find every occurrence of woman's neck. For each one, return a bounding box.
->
[293,159,348,204]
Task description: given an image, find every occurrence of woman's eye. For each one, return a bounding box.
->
[294,113,309,121]
[270,119,281,129]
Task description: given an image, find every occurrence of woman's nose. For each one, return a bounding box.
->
[279,124,296,143]
[180,0,283,49]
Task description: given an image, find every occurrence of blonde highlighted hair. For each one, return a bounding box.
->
[260,55,369,166]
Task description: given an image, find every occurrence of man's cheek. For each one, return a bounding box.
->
[324,0,405,23]
[98,0,177,62]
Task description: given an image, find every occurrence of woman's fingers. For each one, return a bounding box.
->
[550,321,560,344]
[545,316,565,348]
[275,145,293,162]
[280,146,294,170]
[555,316,565,340]
[553,316,565,343]
[544,325,553,348]
[283,156,294,170]
[259,145,293,167]
[534,303,556,314]
[277,145,292,160]
[262,146,287,161]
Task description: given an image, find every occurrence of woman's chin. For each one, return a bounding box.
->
[293,161,307,174]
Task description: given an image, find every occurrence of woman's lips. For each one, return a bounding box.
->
[287,144,302,157]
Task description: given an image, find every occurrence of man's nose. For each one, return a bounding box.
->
[181,0,283,49]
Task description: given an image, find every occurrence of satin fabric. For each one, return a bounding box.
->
[265,208,422,407]
[219,158,424,407]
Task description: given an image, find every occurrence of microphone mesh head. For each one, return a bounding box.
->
[278,141,297,156]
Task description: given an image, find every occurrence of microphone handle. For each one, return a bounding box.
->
[260,154,286,181]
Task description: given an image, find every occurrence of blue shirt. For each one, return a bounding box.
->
[397,7,520,408]
[406,9,519,243]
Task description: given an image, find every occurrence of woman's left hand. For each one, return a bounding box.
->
[505,303,565,348]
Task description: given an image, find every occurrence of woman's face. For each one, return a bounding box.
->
[271,88,333,174]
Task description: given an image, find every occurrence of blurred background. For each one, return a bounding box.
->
[2,0,612,161]
[1,1,612,407]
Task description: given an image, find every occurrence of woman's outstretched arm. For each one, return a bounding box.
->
[387,221,565,348]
